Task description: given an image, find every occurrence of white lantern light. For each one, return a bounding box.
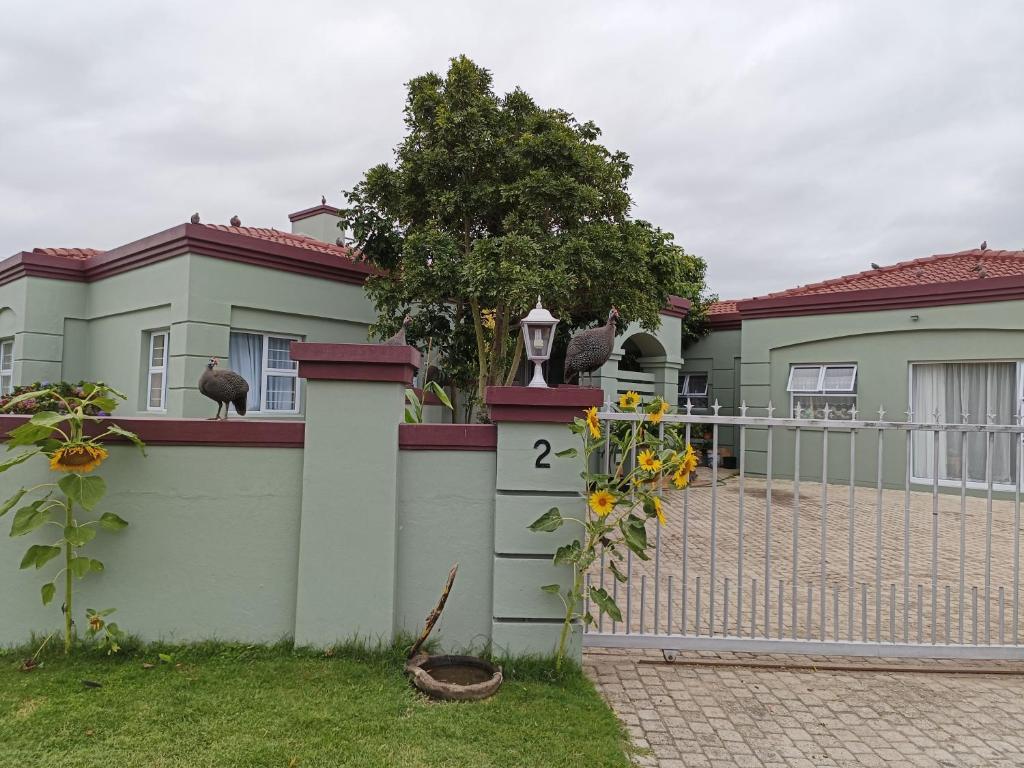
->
[520,296,559,388]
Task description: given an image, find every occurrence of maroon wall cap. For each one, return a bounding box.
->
[485,386,604,423]
[290,342,420,384]
[398,423,497,451]
[0,416,304,448]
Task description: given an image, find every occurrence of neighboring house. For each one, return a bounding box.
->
[0,204,690,418]
[680,248,1024,490]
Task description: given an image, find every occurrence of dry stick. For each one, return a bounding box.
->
[408,563,459,661]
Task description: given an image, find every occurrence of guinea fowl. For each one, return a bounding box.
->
[382,315,412,346]
[198,357,250,420]
[564,307,619,385]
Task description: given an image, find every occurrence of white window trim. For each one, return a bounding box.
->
[908,360,1024,492]
[146,331,169,412]
[0,338,13,396]
[681,373,709,397]
[678,372,710,410]
[787,363,858,419]
[259,333,300,414]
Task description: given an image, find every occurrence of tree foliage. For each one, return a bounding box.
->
[342,55,711,408]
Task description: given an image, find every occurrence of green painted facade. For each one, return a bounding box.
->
[688,299,1024,489]
[679,326,742,453]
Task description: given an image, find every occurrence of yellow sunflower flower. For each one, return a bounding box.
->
[638,449,662,473]
[585,406,601,439]
[589,489,616,518]
[88,614,104,632]
[49,443,108,474]
[618,390,640,410]
[647,400,671,425]
[672,468,691,489]
[681,444,699,474]
[651,495,666,525]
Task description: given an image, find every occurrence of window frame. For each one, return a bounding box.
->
[0,338,13,396]
[678,372,710,410]
[786,363,858,419]
[145,330,169,412]
[908,359,1024,491]
[229,330,302,415]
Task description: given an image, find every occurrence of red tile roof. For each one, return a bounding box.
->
[731,248,1024,321]
[199,224,362,261]
[32,247,103,260]
[761,249,1024,299]
[709,299,739,315]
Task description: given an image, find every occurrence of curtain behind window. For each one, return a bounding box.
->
[912,362,1018,484]
[229,332,263,412]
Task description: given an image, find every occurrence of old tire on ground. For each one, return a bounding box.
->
[405,654,503,702]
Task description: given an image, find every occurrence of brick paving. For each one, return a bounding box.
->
[585,648,1024,767]
[587,478,1023,644]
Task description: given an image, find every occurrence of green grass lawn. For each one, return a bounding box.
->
[0,642,632,768]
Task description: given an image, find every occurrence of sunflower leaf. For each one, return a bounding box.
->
[64,524,97,547]
[98,512,129,531]
[0,488,27,517]
[20,544,61,570]
[5,422,56,447]
[103,424,146,456]
[58,474,106,511]
[528,507,563,532]
[41,582,56,606]
[588,586,623,622]
[10,500,50,537]
[69,556,92,579]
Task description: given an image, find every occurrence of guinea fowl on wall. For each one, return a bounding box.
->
[564,307,619,385]
[199,357,250,420]
[382,315,413,346]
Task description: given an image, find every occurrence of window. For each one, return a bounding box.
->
[146,331,169,410]
[678,373,709,410]
[787,364,857,419]
[910,362,1022,487]
[228,331,300,413]
[0,338,12,396]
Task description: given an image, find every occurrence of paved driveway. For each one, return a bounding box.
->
[585,648,1024,767]
[587,478,1022,645]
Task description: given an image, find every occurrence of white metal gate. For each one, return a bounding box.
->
[582,403,1024,659]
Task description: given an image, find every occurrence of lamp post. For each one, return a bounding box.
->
[520,297,559,388]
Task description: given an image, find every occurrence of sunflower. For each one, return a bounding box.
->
[680,444,699,474]
[647,399,671,425]
[672,468,691,489]
[618,391,640,410]
[585,406,601,439]
[88,614,104,632]
[589,489,616,518]
[637,449,662,473]
[651,495,666,525]
[49,443,108,474]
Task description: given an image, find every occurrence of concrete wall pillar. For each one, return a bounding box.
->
[290,342,419,646]
[485,385,603,659]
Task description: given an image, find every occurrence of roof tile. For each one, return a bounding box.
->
[32,247,103,260]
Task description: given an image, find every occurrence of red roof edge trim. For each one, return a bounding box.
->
[736,275,1024,319]
[288,204,343,223]
[660,295,691,319]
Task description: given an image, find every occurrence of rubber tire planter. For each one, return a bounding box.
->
[405,654,503,702]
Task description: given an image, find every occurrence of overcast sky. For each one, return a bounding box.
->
[1,1,1021,299]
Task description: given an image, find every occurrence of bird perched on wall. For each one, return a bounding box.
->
[321,195,327,205]
[230,215,241,227]
[382,315,413,346]
[870,263,881,270]
[190,212,201,224]
[980,240,988,251]
[198,357,249,420]
[564,307,619,385]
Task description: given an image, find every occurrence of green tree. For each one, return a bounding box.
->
[342,55,710,411]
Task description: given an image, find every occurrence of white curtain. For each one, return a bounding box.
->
[228,332,263,412]
[912,363,1018,484]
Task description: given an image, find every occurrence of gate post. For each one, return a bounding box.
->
[486,386,604,659]
[289,343,419,647]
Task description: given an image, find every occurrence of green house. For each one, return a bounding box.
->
[0,204,689,419]
[680,248,1024,490]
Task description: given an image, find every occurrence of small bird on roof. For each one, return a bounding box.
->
[980,240,988,251]
[230,215,241,227]
[870,262,881,270]
[190,212,201,224]
[321,195,327,205]
[382,315,413,346]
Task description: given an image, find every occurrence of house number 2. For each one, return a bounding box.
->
[534,439,552,469]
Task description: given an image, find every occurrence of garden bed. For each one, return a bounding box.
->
[0,642,631,768]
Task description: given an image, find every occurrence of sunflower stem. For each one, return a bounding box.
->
[63,496,73,655]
